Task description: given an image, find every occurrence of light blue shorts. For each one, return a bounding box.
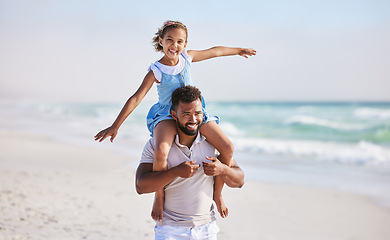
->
[155,221,219,240]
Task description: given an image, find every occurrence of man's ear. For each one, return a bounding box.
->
[171,110,177,121]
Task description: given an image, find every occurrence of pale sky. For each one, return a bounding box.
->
[1,0,389,102]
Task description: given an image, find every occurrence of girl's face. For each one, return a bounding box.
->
[159,28,187,61]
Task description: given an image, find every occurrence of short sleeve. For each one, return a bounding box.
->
[148,63,162,82]
[140,138,155,164]
[181,49,193,63]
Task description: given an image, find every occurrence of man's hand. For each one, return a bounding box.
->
[202,157,227,176]
[175,161,200,178]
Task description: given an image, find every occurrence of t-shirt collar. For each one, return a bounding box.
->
[174,132,206,149]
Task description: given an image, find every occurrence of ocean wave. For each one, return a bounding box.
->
[2,102,389,169]
[219,122,244,137]
[354,107,390,119]
[233,137,390,168]
[285,115,367,131]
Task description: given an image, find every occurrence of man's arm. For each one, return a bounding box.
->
[135,161,200,194]
[203,157,245,188]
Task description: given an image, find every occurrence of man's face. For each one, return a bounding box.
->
[172,99,203,136]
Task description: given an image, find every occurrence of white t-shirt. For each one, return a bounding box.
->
[148,50,193,82]
[140,133,219,227]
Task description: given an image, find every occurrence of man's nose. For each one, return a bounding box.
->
[188,114,196,122]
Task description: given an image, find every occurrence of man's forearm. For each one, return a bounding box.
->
[202,158,245,188]
[135,163,178,194]
[136,161,201,194]
[221,165,245,188]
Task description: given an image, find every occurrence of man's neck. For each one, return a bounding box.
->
[177,130,197,148]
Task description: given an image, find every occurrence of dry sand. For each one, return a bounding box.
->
[1,129,390,240]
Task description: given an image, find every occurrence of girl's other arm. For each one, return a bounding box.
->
[94,71,156,142]
[188,47,256,62]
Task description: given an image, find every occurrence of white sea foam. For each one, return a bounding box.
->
[232,137,390,168]
[354,107,390,119]
[285,115,367,131]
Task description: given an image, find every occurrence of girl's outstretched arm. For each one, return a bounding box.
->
[188,47,256,62]
[94,71,156,142]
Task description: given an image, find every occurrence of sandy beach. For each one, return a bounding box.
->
[1,129,390,240]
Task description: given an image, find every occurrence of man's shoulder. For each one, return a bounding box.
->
[140,138,155,164]
[143,137,156,151]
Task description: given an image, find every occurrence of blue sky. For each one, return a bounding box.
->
[1,0,389,102]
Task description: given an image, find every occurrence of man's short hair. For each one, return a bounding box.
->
[172,86,202,111]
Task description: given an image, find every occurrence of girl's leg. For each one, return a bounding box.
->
[200,121,234,218]
[151,119,177,222]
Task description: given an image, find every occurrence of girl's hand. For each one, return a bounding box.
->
[94,126,118,142]
[238,48,257,58]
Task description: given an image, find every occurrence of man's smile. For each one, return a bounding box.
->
[185,122,199,130]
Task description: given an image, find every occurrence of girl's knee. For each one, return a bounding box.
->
[222,140,234,157]
[153,143,171,170]
[155,144,170,158]
[218,141,234,167]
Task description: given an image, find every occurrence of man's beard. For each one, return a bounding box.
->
[177,120,202,136]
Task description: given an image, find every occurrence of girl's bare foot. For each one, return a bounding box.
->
[151,196,164,222]
[214,194,229,218]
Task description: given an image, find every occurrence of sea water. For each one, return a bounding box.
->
[1,101,390,207]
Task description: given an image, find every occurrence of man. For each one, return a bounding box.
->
[136,86,245,240]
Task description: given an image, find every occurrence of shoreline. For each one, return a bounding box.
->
[1,129,390,239]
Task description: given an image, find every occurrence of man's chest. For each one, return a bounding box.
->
[166,143,218,169]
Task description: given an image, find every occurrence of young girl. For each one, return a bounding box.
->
[94,21,256,222]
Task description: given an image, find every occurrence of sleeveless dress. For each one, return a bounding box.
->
[146,52,219,136]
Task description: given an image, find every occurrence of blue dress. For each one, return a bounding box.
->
[146,54,219,136]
